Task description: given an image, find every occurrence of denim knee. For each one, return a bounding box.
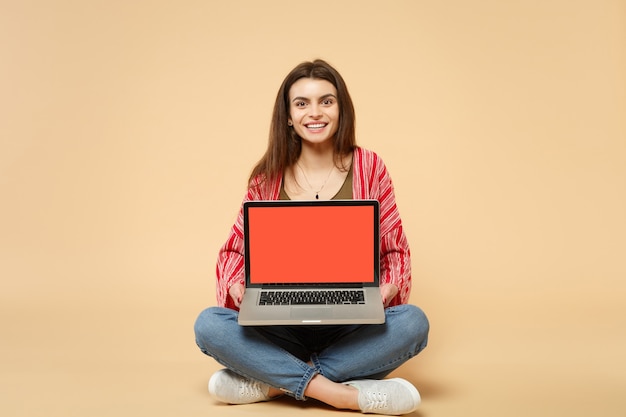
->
[194,306,237,354]
[388,304,430,354]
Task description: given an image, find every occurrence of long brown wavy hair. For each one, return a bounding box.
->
[248,59,357,189]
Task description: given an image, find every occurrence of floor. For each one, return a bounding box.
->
[2,285,624,417]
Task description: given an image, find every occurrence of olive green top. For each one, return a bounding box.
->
[279,162,353,200]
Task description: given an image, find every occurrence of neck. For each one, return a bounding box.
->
[298,142,335,170]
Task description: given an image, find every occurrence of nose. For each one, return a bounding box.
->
[308,103,322,118]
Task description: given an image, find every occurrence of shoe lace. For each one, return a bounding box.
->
[239,380,264,399]
[363,390,389,410]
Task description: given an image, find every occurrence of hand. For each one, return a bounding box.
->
[229,282,245,308]
[380,283,399,307]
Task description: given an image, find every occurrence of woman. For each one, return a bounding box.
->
[194,59,429,415]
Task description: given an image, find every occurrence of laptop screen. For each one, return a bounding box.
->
[244,201,379,285]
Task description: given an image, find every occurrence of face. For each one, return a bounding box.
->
[288,78,340,146]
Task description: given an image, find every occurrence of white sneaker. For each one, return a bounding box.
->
[343,378,421,415]
[208,369,274,404]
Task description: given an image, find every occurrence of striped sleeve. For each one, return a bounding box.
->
[353,148,412,306]
[215,176,281,309]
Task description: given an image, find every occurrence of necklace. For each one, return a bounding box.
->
[296,162,335,200]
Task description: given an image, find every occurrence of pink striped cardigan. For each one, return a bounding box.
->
[215,147,412,310]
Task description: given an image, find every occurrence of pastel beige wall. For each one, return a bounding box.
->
[1,1,625,416]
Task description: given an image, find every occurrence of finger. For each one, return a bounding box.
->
[380,288,390,306]
[235,290,244,307]
[380,285,397,307]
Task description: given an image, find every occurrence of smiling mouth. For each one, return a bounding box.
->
[306,123,327,129]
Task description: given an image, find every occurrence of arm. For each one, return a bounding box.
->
[354,148,412,307]
[215,209,246,310]
[215,176,282,310]
[379,224,412,306]
[377,164,412,306]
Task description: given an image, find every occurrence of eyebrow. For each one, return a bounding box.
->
[291,93,337,103]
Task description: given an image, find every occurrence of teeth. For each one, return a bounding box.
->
[307,123,326,129]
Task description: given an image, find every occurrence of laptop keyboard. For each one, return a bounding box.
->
[258,290,365,306]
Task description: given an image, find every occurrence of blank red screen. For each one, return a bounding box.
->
[247,205,374,284]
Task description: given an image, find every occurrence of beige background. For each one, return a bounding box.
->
[1,1,625,416]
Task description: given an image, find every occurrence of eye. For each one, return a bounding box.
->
[294,101,307,108]
[321,98,335,106]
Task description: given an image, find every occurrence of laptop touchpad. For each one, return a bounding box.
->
[291,307,333,320]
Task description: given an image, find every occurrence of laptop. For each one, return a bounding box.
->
[238,199,385,326]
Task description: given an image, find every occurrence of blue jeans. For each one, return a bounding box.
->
[194,304,429,401]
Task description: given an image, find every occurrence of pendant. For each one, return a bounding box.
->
[315,193,319,199]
